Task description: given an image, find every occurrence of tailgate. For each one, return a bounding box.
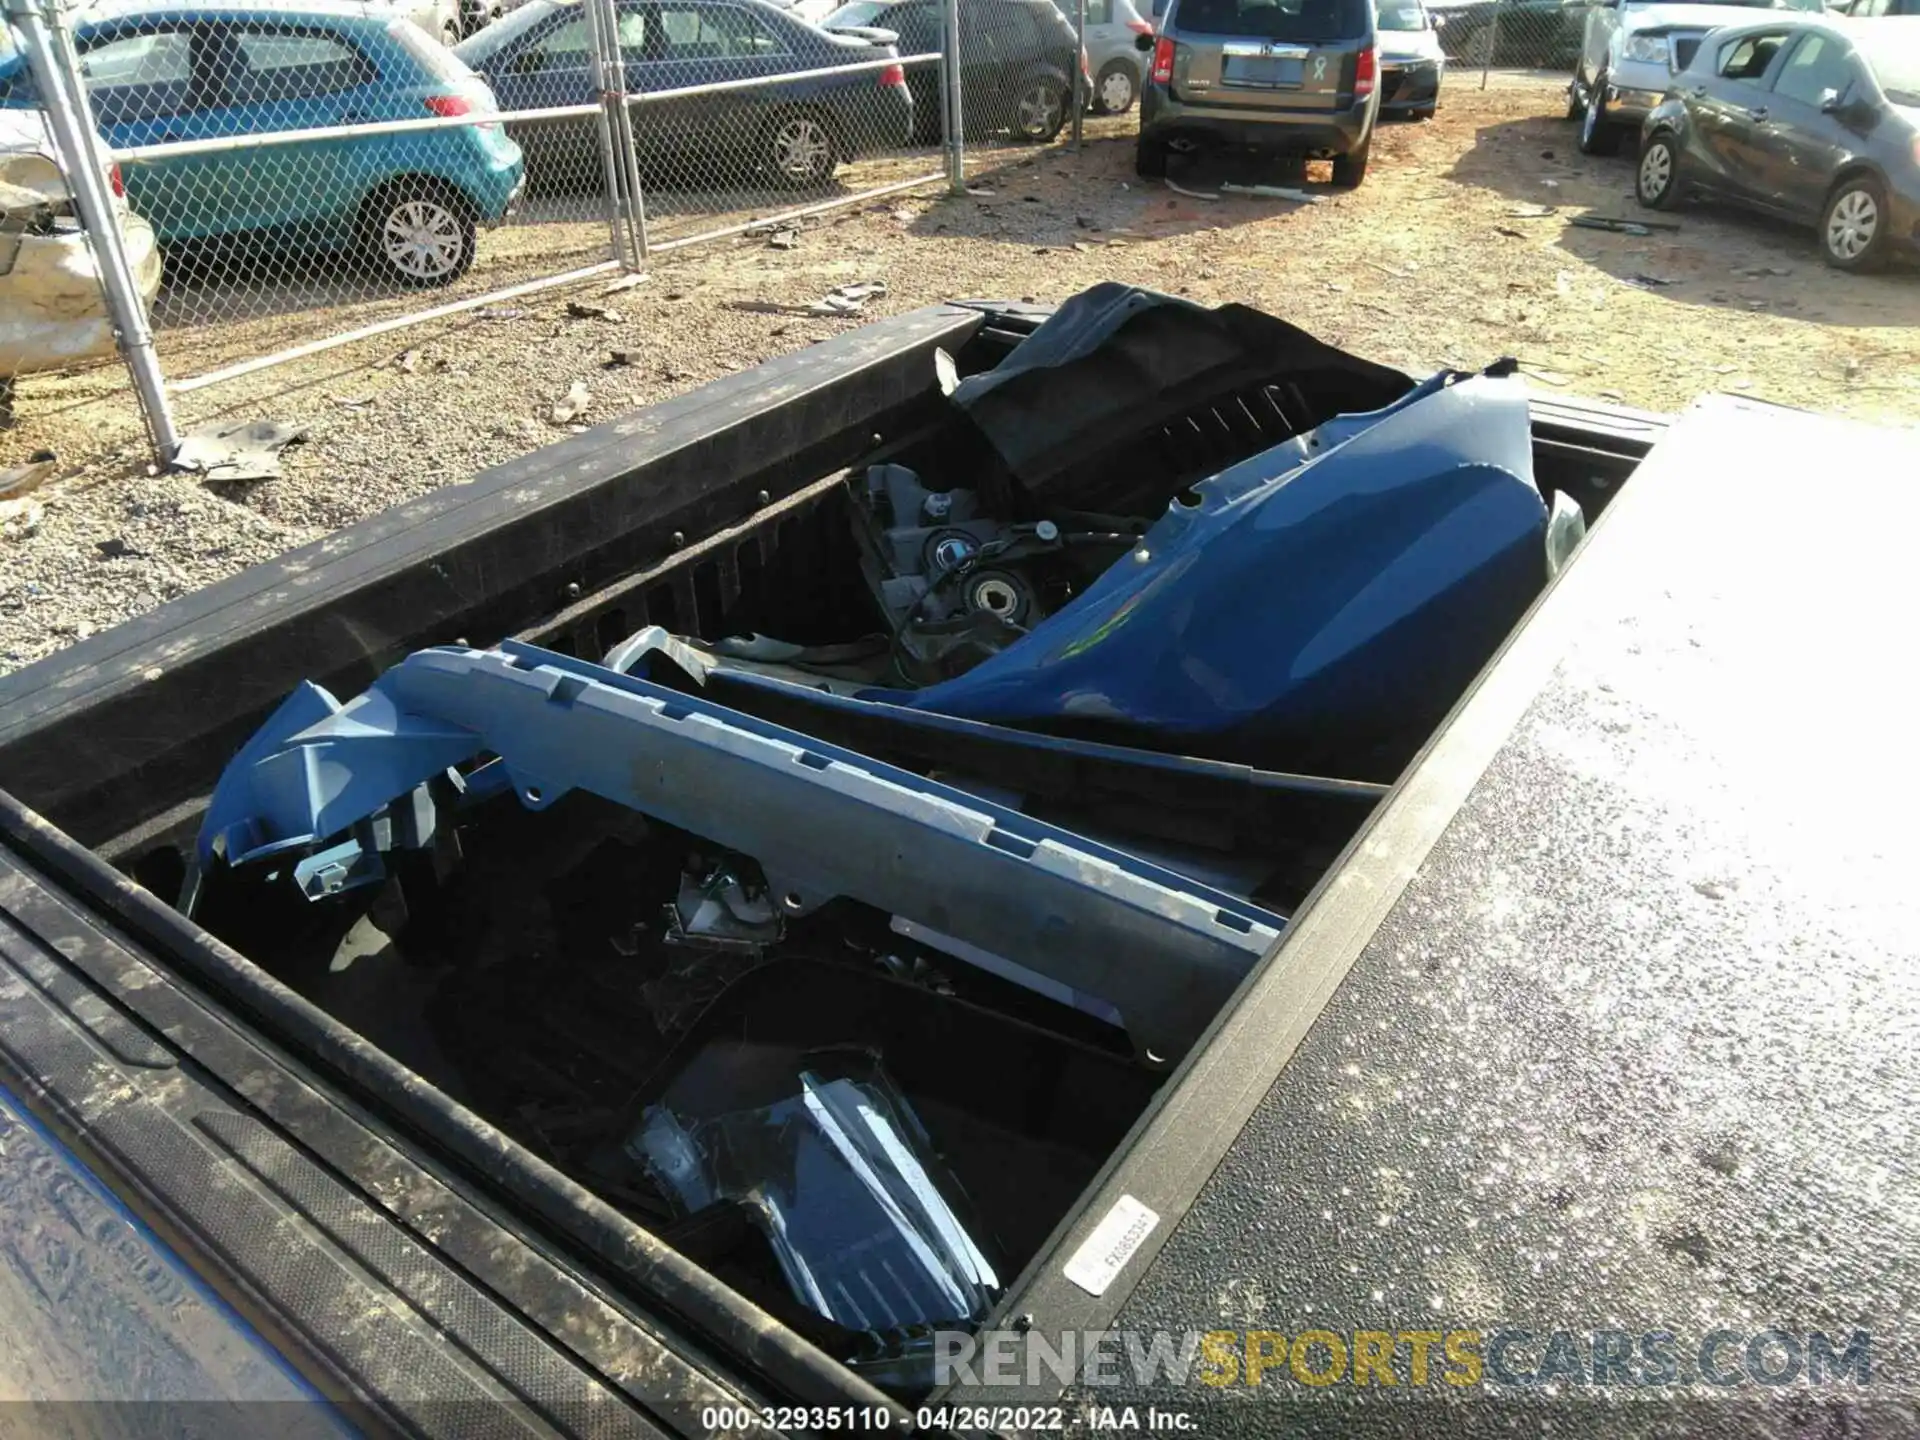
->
[1169,0,1364,108]
[0,793,766,1437]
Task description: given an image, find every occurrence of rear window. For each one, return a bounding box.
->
[1376,0,1428,28]
[1174,0,1370,39]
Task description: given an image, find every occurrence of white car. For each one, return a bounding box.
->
[0,109,163,401]
[1569,0,1827,152]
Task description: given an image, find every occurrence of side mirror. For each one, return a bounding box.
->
[1135,29,1155,48]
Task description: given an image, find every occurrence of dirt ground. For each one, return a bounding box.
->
[3,74,1917,675]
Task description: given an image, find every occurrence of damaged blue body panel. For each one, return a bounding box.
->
[877,371,1548,771]
[197,641,1283,1061]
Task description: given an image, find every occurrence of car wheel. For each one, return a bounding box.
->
[765,112,838,188]
[1014,75,1068,142]
[1330,135,1370,188]
[1578,75,1622,156]
[1093,60,1137,115]
[1412,103,1436,121]
[366,181,475,288]
[1820,174,1890,273]
[1635,131,1682,210]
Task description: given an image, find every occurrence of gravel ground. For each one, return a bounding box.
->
[4,74,1918,676]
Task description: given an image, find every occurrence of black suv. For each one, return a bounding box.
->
[1136,0,1381,184]
[825,0,1082,142]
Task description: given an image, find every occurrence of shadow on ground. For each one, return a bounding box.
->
[1449,113,1920,329]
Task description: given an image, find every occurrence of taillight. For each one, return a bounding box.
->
[108,162,125,197]
[1354,45,1376,98]
[424,94,473,117]
[1151,35,1175,84]
[878,62,906,87]
[1081,45,1092,83]
[1127,16,1154,32]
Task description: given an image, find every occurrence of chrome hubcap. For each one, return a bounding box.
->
[773,117,830,178]
[1827,189,1878,260]
[382,198,463,279]
[1099,69,1132,110]
[1018,83,1061,136]
[1639,143,1671,198]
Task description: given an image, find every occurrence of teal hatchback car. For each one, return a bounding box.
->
[0,2,525,285]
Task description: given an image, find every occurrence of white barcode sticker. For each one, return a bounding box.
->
[1062,1194,1161,1298]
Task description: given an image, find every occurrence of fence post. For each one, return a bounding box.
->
[1071,0,1086,150]
[585,0,648,265]
[6,0,180,466]
[1480,6,1503,90]
[941,0,965,193]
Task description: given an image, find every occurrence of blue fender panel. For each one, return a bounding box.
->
[884,373,1548,773]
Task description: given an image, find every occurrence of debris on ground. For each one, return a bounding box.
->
[550,380,592,425]
[765,228,800,250]
[1572,214,1681,235]
[1505,204,1558,218]
[395,348,421,373]
[1632,273,1678,288]
[0,451,56,501]
[1220,183,1320,203]
[174,420,307,483]
[606,349,635,369]
[604,273,650,293]
[96,535,145,559]
[1165,179,1220,202]
[965,186,995,197]
[476,305,527,320]
[0,497,44,540]
[809,281,888,317]
[566,301,624,322]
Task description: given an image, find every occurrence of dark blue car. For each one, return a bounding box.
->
[455,0,912,188]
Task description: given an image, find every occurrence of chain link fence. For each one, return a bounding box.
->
[1431,0,1585,82]
[6,0,1106,459]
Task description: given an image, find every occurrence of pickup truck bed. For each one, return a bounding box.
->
[4,296,1904,1436]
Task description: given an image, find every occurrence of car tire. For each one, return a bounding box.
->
[1093,60,1138,115]
[1330,135,1370,189]
[1578,74,1623,156]
[1014,75,1069,142]
[364,180,476,288]
[1820,174,1891,273]
[764,110,839,188]
[1412,103,1436,121]
[1635,130,1682,210]
[1565,77,1585,121]
[1136,136,1168,178]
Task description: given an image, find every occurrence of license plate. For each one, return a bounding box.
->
[1223,54,1304,87]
